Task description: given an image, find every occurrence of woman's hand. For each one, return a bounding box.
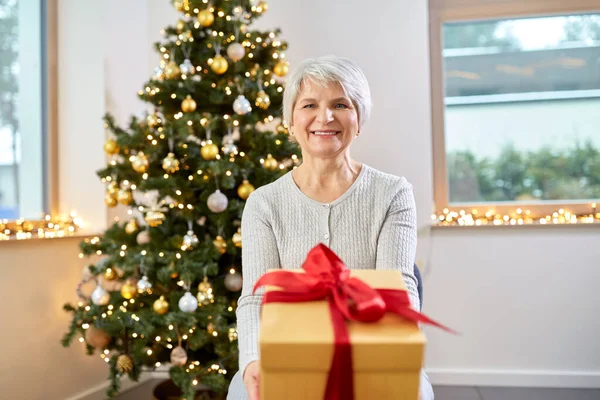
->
[243,360,261,400]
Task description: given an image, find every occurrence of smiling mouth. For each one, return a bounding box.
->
[311,131,340,136]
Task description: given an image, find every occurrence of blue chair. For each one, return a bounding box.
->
[414,263,423,311]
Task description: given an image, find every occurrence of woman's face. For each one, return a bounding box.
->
[291,79,359,160]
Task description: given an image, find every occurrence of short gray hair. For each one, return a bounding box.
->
[282,55,372,129]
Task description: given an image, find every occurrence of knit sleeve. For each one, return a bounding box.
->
[236,190,281,376]
[374,179,420,311]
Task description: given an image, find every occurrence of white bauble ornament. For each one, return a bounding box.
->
[233,95,252,115]
[136,230,151,245]
[207,190,228,213]
[137,276,152,292]
[178,292,198,312]
[91,285,110,306]
[224,272,243,291]
[227,43,245,62]
[170,346,188,366]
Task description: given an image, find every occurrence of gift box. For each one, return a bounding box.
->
[254,244,450,400]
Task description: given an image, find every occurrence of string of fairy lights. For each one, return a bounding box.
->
[432,203,600,226]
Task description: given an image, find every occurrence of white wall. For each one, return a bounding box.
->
[58,0,107,230]
[47,0,600,396]
[0,238,108,399]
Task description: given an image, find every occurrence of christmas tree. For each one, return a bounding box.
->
[62,1,299,398]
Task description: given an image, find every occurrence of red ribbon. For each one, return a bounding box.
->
[253,244,455,400]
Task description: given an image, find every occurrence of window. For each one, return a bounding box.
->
[430,1,600,220]
[0,0,53,221]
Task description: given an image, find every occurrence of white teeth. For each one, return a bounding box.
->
[312,131,337,136]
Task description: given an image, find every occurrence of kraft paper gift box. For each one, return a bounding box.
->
[258,269,426,400]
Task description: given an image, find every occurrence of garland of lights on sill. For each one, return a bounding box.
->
[0,212,83,240]
[432,203,600,226]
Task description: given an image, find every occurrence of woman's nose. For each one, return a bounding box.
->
[316,107,334,124]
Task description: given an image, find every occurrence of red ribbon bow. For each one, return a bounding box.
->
[253,244,454,400]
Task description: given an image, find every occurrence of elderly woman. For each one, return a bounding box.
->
[227,55,434,400]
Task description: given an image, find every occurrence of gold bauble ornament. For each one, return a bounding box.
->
[164,60,180,80]
[173,0,184,11]
[197,277,214,305]
[120,281,137,300]
[162,152,180,173]
[258,1,269,12]
[104,139,119,155]
[255,90,271,110]
[153,296,169,314]
[237,180,255,200]
[132,152,149,173]
[232,231,242,248]
[207,322,215,334]
[104,267,117,281]
[117,189,133,205]
[228,327,238,342]
[116,354,134,374]
[181,95,197,113]
[263,154,279,171]
[273,60,289,77]
[85,325,111,348]
[197,9,214,27]
[213,235,227,254]
[210,55,228,74]
[175,19,186,33]
[107,181,118,194]
[105,193,118,208]
[200,142,219,160]
[147,113,160,128]
[145,211,165,227]
[125,219,138,234]
[198,276,212,293]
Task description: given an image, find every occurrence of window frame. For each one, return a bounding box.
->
[429,0,600,218]
[44,0,59,217]
[1,0,58,226]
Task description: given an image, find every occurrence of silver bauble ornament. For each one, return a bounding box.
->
[182,230,199,250]
[233,95,252,115]
[153,66,164,81]
[207,190,228,213]
[223,141,238,155]
[224,272,243,291]
[82,265,93,280]
[178,291,198,313]
[179,58,195,75]
[227,43,245,62]
[137,276,152,292]
[91,285,110,306]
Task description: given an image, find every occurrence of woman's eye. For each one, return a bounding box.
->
[302,104,315,109]
[335,103,349,109]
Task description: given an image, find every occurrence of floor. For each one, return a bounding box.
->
[116,380,600,400]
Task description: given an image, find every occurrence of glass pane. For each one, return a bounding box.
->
[443,14,600,204]
[0,0,45,220]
